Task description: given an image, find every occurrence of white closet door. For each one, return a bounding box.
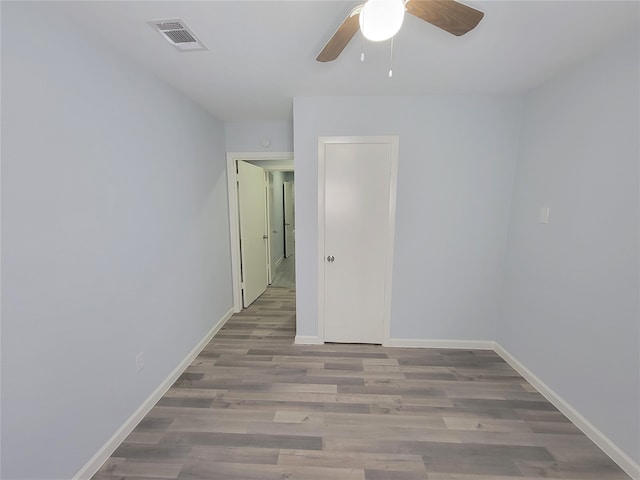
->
[322,139,396,344]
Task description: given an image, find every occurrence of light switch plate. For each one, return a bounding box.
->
[136,352,145,372]
[539,206,550,224]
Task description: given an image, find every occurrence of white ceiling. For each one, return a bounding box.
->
[59,1,639,122]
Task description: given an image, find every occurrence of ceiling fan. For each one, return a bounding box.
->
[316,0,484,62]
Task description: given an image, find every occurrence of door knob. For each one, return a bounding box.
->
[263,234,268,239]
[327,255,335,263]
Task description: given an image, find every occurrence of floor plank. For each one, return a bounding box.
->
[271,255,296,288]
[92,287,631,479]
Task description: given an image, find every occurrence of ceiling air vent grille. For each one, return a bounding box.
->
[164,29,196,44]
[157,21,184,31]
[149,19,207,52]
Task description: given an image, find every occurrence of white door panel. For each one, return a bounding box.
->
[284,181,295,258]
[238,161,268,307]
[322,141,395,344]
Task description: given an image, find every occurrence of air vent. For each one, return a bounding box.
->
[149,19,207,52]
[164,29,196,44]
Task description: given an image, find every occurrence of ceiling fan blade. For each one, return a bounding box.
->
[316,5,362,62]
[405,0,484,36]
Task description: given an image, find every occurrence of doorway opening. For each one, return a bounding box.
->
[268,171,295,289]
[226,152,295,313]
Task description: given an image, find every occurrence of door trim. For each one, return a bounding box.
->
[317,136,399,344]
[226,152,293,312]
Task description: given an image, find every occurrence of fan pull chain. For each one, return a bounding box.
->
[388,37,394,78]
[361,31,365,62]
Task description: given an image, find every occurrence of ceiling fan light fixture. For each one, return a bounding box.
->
[359,0,405,42]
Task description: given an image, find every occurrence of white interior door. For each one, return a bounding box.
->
[237,161,268,307]
[266,171,275,284]
[284,181,295,258]
[321,139,397,344]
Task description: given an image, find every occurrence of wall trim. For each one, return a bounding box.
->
[73,307,234,480]
[294,335,324,345]
[385,338,496,350]
[494,343,640,480]
[274,255,285,270]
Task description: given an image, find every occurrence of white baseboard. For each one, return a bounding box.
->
[73,308,234,480]
[385,338,496,350]
[274,255,285,269]
[494,343,640,480]
[294,335,324,345]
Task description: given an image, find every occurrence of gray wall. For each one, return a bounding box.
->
[499,31,640,463]
[293,95,523,340]
[1,3,232,478]
[225,121,293,152]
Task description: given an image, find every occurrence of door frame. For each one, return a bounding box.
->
[227,152,294,312]
[317,136,399,345]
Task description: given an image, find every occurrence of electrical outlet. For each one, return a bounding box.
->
[135,352,144,373]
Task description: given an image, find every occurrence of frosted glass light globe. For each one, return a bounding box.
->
[359,0,405,42]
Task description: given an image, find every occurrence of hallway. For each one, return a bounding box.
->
[271,255,295,289]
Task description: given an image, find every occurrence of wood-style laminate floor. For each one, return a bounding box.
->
[93,287,631,480]
[271,255,295,289]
